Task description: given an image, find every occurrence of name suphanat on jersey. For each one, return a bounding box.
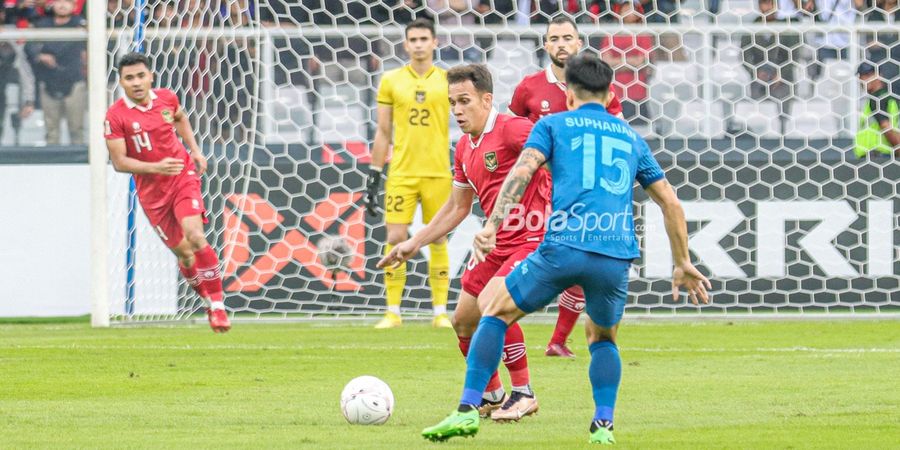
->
[524,103,664,260]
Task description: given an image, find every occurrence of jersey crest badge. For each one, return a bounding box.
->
[161,109,174,123]
[484,151,498,172]
[541,100,550,112]
[415,90,426,104]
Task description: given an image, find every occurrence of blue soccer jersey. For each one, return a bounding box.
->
[524,103,664,259]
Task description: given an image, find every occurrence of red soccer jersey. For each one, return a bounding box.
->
[453,110,551,250]
[104,88,197,209]
[508,65,623,122]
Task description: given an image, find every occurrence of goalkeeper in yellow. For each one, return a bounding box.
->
[365,18,452,329]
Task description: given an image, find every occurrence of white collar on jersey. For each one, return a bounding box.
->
[469,107,499,149]
[545,65,567,92]
[124,89,158,111]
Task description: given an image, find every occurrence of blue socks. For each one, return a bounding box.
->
[459,316,508,407]
[589,340,621,424]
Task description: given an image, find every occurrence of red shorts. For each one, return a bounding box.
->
[141,176,206,249]
[461,241,540,297]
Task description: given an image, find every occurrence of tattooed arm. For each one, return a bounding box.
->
[472,148,547,262]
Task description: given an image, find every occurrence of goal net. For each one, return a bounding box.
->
[98,1,898,325]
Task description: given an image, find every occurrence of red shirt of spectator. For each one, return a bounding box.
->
[599,2,653,102]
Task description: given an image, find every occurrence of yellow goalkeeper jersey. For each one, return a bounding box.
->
[377,65,451,179]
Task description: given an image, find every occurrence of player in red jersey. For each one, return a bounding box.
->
[379,64,546,421]
[104,52,230,333]
[509,15,622,358]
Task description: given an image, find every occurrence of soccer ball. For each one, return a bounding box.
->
[340,376,394,425]
[317,234,354,273]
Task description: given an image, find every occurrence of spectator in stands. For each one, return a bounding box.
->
[740,0,801,134]
[804,0,861,82]
[600,0,653,126]
[855,62,899,157]
[640,0,679,23]
[428,0,482,62]
[0,39,35,145]
[861,0,899,87]
[25,0,86,145]
[107,0,133,29]
[4,0,50,27]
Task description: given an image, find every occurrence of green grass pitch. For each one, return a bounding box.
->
[1,319,898,449]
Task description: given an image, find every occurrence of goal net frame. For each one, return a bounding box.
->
[88,3,899,327]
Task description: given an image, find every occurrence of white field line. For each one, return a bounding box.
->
[2,344,898,353]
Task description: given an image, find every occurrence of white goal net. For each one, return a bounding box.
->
[98,1,898,324]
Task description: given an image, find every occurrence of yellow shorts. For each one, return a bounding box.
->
[384,176,451,225]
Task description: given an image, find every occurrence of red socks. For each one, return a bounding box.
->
[550,286,585,346]
[193,245,224,302]
[502,322,530,388]
[458,321,531,394]
[178,262,205,297]
[458,336,503,393]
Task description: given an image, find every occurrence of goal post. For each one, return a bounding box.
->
[92,4,899,326]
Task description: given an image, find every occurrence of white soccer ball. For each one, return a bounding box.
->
[340,376,394,425]
[317,234,355,273]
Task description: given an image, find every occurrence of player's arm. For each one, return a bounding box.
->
[644,179,711,305]
[877,121,900,154]
[377,186,475,268]
[172,107,206,174]
[106,137,183,175]
[473,147,546,261]
[365,104,393,216]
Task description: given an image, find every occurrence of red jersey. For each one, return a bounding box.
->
[104,88,197,209]
[453,110,551,251]
[508,65,623,122]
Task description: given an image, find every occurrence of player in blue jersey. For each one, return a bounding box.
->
[421,54,711,445]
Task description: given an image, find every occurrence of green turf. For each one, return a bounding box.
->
[0,320,897,449]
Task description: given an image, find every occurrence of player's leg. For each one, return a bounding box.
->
[376,177,417,328]
[452,289,504,417]
[585,317,619,445]
[546,285,585,358]
[478,276,537,421]
[172,181,230,333]
[423,244,566,441]
[179,214,230,333]
[420,177,452,327]
[578,254,631,445]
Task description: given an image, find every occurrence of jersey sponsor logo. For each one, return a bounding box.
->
[104,120,112,136]
[161,109,174,123]
[484,151,498,172]
[415,90,426,104]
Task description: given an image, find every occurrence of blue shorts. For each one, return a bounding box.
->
[504,242,631,328]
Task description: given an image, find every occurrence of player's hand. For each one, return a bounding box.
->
[376,240,419,269]
[364,168,383,217]
[155,157,184,176]
[672,262,712,305]
[191,151,208,175]
[472,225,497,263]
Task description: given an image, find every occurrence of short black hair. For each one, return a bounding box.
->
[117,52,151,73]
[546,15,578,36]
[405,18,435,39]
[857,62,876,76]
[447,64,493,94]
[565,53,613,98]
